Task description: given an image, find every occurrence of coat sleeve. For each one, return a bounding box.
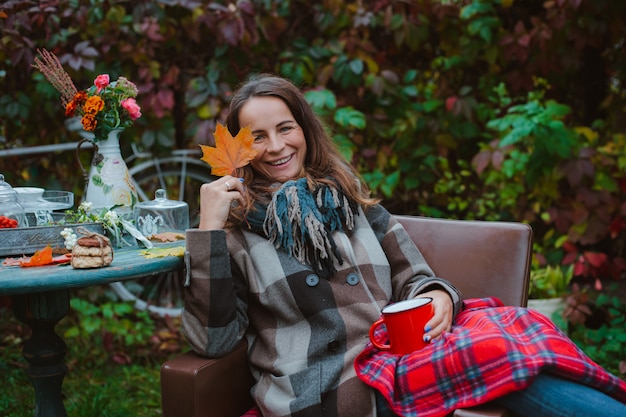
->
[366,205,463,318]
[181,228,249,357]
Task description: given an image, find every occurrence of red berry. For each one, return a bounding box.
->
[0,215,18,228]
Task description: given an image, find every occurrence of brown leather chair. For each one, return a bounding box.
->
[161,215,532,417]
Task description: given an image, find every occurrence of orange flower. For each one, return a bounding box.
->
[65,100,77,117]
[65,91,89,117]
[81,114,97,131]
[74,91,88,103]
[84,96,105,115]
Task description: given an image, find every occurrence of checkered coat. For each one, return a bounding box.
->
[182,204,462,417]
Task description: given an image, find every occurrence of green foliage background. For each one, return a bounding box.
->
[1,1,625,299]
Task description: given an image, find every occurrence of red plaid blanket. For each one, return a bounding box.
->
[355,297,626,417]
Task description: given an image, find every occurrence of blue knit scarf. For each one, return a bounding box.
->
[246,178,359,278]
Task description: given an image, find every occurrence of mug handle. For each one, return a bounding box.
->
[369,318,391,351]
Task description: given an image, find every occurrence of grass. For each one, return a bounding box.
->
[0,287,187,417]
[0,364,162,417]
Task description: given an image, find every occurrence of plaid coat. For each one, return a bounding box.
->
[182,204,462,417]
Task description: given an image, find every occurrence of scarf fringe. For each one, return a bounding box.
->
[262,178,357,278]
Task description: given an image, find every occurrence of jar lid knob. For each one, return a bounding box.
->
[0,173,20,203]
[0,173,15,194]
[155,189,167,201]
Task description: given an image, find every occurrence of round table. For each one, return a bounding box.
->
[0,242,185,417]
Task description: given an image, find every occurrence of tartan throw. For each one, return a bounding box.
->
[355,297,626,417]
[241,407,261,417]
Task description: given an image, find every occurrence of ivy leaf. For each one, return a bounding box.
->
[199,123,257,176]
[334,107,366,129]
[304,89,337,111]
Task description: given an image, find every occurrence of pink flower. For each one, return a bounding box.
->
[121,98,142,120]
[94,74,110,93]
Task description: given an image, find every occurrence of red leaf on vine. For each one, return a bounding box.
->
[584,251,607,268]
[471,150,490,174]
[609,217,626,238]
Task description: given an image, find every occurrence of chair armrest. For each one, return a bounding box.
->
[160,346,511,417]
[161,341,255,417]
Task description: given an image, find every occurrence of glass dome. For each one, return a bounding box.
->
[133,189,189,238]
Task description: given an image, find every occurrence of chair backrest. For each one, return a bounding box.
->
[395,215,532,307]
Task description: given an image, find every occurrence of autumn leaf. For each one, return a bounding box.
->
[7,251,71,268]
[20,245,54,267]
[140,246,185,258]
[200,123,257,176]
[149,232,185,242]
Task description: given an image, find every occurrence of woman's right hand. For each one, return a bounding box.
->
[198,176,244,230]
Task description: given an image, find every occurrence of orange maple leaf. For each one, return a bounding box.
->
[20,245,54,267]
[200,123,257,176]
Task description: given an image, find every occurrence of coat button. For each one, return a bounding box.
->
[327,340,340,352]
[346,273,359,286]
[306,274,320,287]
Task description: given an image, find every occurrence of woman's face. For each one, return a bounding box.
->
[238,96,307,183]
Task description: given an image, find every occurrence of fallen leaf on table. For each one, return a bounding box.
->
[52,254,73,265]
[20,246,52,267]
[200,123,257,176]
[3,252,72,267]
[150,232,185,242]
[19,246,72,267]
[2,257,23,267]
[140,246,185,259]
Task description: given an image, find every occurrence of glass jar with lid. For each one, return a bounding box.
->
[133,189,189,238]
[0,173,27,228]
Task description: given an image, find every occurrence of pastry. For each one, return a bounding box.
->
[71,234,113,269]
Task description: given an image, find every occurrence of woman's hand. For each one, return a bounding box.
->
[198,176,244,230]
[419,289,454,343]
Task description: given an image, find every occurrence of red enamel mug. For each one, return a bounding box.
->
[369,297,434,355]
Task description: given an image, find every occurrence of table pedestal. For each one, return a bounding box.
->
[12,290,70,417]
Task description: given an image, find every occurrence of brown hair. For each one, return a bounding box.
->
[225,74,378,224]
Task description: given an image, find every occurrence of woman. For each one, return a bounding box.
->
[182,74,626,417]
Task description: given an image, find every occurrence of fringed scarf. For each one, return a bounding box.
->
[246,178,359,279]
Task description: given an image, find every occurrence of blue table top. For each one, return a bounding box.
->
[0,242,185,296]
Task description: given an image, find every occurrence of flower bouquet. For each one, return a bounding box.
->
[33,49,141,142]
[33,48,141,212]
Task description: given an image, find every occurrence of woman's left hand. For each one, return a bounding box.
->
[419,289,454,342]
